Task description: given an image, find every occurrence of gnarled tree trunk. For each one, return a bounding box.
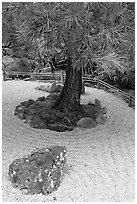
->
[52,56,83,114]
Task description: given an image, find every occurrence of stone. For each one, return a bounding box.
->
[102,107,107,115]
[23,115,35,123]
[17,113,26,120]
[42,82,56,93]
[94,99,102,110]
[95,114,107,125]
[34,101,47,107]
[15,105,25,113]
[8,146,67,195]
[35,82,63,94]
[82,100,107,120]
[50,82,59,93]
[82,104,96,118]
[25,106,36,115]
[35,85,47,91]
[77,117,97,128]
[21,99,35,107]
[29,117,47,129]
[51,84,63,93]
[46,93,60,101]
[48,124,73,132]
[36,96,46,101]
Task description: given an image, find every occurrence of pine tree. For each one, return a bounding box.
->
[5,2,134,127]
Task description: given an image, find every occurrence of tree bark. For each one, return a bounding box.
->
[52,56,82,113]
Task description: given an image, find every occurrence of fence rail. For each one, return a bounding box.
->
[5,71,31,76]
[4,70,64,78]
[83,76,135,99]
[83,76,135,108]
[3,71,135,108]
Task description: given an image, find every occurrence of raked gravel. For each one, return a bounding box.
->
[2,80,135,202]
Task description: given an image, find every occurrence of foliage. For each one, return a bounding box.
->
[100,67,135,90]
[2,2,37,59]
[2,2,135,88]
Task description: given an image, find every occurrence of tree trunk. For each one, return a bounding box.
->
[52,56,82,113]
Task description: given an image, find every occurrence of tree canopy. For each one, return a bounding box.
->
[3,2,135,85]
[3,2,135,131]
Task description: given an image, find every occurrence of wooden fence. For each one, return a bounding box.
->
[3,71,135,108]
[4,70,65,84]
[83,76,135,108]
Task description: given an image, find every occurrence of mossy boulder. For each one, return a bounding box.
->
[8,146,67,195]
[77,117,97,128]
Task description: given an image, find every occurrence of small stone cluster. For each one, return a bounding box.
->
[14,96,107,131]
[14,96,74,132]
[35,82,63,93]
[78,99,107,128]
[14,81,107,131]
[35,81,85,94]
[8,146,67,195]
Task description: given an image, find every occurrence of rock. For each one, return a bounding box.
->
[51,84,63,93]
[35,85,47,91]
[77,117,97,128]
[14,111,18,115]
[44,84,53,92]
[21,99,35,107]
[15,105,25,113]
[42,82,57,93]
[29,117,47,129]
[17,113,26,120]
[36,82,62,94]
[94,99,102,110]
[42,82,63,94]
[50,82,59,93]
[23,115,34,123]
[95,114,107,125]
[48,124,73,132]
[102,107,107,115]
[46,93,60,101]
[82,104,96,118]
[94,99,106,118]
[36,96,46,101]
[34,101,47,107]
[8,146,67,195]
[25,105,36,115]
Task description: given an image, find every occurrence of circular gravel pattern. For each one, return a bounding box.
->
[2,80,135,202]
